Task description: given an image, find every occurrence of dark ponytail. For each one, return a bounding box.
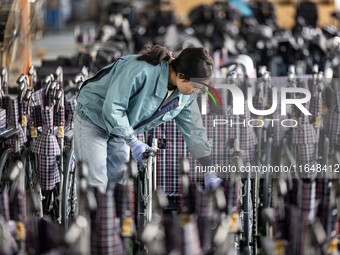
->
[137,45,214,80]
[172,47,213,80]
[137,45,173,65]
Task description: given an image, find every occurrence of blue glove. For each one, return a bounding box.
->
[127,138,151,164]
[204,172,222,189]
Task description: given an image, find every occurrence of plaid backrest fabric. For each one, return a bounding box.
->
[4,95,19,129]
[35,154,60,191]
[141,112,257,196]
[33,88,45,107]
[31,106,61,190]
[146,121,191,196]
[42,106,54,130]
[31,105,43,127]
[292,123,317,145]
[200,114,257,168]
[65,97,77,129]
[54,106,65,127]
[91,187,124,255]
[31,131,61,156]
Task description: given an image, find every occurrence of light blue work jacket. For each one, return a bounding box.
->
[76,55,212,159]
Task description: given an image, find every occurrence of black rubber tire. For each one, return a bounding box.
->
[61,149,77,229]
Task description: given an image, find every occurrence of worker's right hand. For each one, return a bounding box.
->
[127,138,151,165]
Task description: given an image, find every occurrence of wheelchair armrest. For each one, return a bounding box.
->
[0,128,20,141]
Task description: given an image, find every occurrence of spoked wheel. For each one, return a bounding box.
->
[61,149,78,229]
[136,170,146,242]
[0,148,18,190]
[23,149,43,217]
[145,156,153,223]
[241,177,254,255]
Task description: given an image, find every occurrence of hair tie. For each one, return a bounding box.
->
[167,51,175,63]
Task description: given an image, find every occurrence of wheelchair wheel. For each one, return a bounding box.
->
[23,149,43,217]
[0,148,17,189]
[61,149,78,229]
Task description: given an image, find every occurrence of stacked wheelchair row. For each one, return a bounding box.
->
[2,51,340,255]
[141,53,340,255]
[0,64,89,253]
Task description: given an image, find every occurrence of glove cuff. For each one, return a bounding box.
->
[127,136,139,147]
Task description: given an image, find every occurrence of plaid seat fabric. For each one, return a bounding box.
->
[114,184,135,220]
[91,186,124,255]
[32,107,61,190]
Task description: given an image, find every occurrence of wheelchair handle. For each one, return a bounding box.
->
[143,150,157,158]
